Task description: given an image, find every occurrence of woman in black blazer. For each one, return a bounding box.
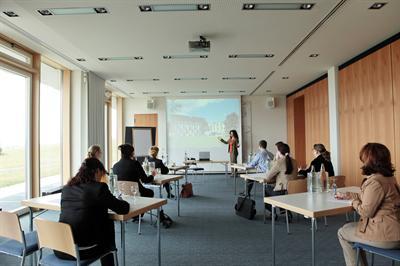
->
[112,144,155,198]
[148,146,174,198]
[55,158,130,266]
[298,143,335,177]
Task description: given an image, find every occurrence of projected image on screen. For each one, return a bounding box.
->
[167,98,241,171]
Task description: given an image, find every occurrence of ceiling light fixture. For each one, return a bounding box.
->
[37,7,108,16]
[174,77,208,81]
[139,4,210,12]
[98,56,143,61]
[309,54,319,57]
[222,77,256,80]
[228,53,274,58]
[242,3,315,10]
[282,76,289,79]
[163,54,208,59]
[110,80,116,82]
[369,2,387,9]
[3,11,19,17]
[76,58,86,61]
[126,78,160,82]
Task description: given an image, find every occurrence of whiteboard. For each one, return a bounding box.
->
[132,128,152,156]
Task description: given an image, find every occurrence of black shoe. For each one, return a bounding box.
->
[167,194,175,199]
[132,216,139,223]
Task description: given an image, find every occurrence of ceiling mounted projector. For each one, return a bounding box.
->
[189,36,210,52]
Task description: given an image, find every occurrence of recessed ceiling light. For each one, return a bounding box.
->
[266,90,272,93]
[142,91,167,95]
[76,58,86,62]
[202,91,207,93]
[369,2,387,9]
[174,77,208,81]
[126,78,160,82]
[180,91,187,93]
[218,90,246,93]
[242,3,315,10]
[110,80,116,82]
[129,92,135,94]
[309,54,319,58]
[163,54,208,59]
[3,11,19,17]
[98,56,143,61]
[282,76,289,79]
[222,77,256,80]
[139,4,210,12]
[243,4,255,10]
[126,79,134,82]
[228,53,274,58]
[38,7,108,16]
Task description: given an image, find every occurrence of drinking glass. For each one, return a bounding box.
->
[130,185,138,204]
[156,168,161,176]
[149,162,155,173]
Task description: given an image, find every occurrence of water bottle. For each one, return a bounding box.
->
[332,176,337,196]
[108,168,115,193]
[143,157,149,175]
[309,165,317,192]
[320,163,327,192]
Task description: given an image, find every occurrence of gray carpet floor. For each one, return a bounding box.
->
[0,174,395,266]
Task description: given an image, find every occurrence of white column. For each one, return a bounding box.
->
[328,66,340,174]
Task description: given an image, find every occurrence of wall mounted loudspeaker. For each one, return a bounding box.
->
[147,99,156,109]
[266,96,276,109]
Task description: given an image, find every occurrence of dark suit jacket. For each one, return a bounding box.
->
[299,155,335,177]
[148,157,169,174]
[59,182,129,248]
[112,158,154,194]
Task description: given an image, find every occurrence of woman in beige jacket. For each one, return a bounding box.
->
[337,143,400,266]
[264,143,298,217]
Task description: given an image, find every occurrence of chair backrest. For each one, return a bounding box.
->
[287,179,307,194]
[330,175,346,188]
[0,211,23,242]
[117,181,140,196]
[34,218,77,258]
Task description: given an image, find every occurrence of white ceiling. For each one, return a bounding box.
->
[1,0,399,97]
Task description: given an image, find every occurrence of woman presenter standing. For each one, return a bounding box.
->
[218,129,239,176]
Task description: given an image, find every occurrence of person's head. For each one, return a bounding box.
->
[119,144,134,159]
[149,146,159,158]
[87,145,102,160]
[259,140,267,150]
[274,141,285,159]
[229,130,239,141]
[313,143,331,161]
[277,143,293,175]
[359,143,395,177]
[68,158,106,186]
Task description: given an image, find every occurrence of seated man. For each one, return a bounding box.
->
[242,140,274,196]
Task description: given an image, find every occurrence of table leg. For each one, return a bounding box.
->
[184,168,188,183]
[225,163,228,178]
[272,205,276,266]
[244,178,247,197]
[263,184,266,224]
[311,217,316,266]
[176,180,180,216]
[234,170,237,195]
[159,185,162,198]
[29,207,33,232]
[120,221,125,266]
[157,208,161,266]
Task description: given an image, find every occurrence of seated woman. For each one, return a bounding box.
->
[55,158,130,266]
[337,143,400,266]
[264,143,298,217]
[298,143,334,177]
[112,144,155,198]
[148,146,174,198]
[87,144,102,160]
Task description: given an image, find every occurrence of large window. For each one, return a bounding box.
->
[39,63,62,193]
[111,96,118,165]
[0,66,31,210]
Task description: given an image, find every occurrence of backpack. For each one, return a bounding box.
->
[159,210,173,228]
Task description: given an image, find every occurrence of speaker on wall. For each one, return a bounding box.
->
[266,96,276,109]
[147,99,156,109]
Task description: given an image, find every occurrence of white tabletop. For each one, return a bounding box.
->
[169,165,189,171]
[240,173,266,183]
[230,164,255,170]
[184,160,229,164]
[152,174,184,185]
[21,193,167,221]
[264,186,360,218]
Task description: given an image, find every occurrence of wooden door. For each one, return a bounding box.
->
[391,39,400,183]
[134,114,158,145]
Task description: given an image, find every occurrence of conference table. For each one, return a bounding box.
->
[231,164,256,195]
[152,174,184,216]
[265,186,360,266]
[21,193,167,266]
[184,160,230,177]
[168,165,189,183]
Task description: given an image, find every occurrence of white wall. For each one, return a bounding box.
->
[123,97,167,155]
[241,95,287,159]
[123,95,287,164]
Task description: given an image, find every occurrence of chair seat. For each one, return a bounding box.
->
[40,253,96,266]
[0,231,38,256]
[353,243,400,261]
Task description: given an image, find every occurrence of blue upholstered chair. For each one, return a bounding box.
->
[35,218,118,266]
[354,242,400,266]
[0,211,38,265]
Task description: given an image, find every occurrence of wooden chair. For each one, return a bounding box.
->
[0,211,38,265]
[35,218,118,266]
[330,175,346,188]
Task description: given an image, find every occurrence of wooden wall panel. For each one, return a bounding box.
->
[286,97,295,155]
[339,45,394,186]
[293,96,306,167]
[391,39,400,183]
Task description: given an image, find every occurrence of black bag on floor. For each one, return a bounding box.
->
[160,210,173,228]
[234,196,256,220]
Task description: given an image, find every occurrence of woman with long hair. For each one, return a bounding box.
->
[219,129,240,175]
[56,158,129,266]
[263,143,298,218]
[299,143,334,177]
[337,143,400,266]
[87,145,102,160]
